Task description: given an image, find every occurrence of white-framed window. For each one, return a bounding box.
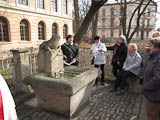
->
[0,17,9,42]
[52,23,58,35]
[0,0,8,4]
[102,9,106,16]
[18,0,28,5]
[51,0,57,12]
[63,24,68,39]
[20,19,29,41]
[38,21,45,40]
[37,0,44,9]
[62,0,67,14]
[146,31,149,37]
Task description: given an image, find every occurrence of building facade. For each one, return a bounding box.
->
[0,0,73,52]
[95,0,157,43]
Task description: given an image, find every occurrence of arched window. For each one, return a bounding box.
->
[0,17,9,42]
[20,19,29,41]
[63,24,68,39]
[38,21,45,40]
[52,23,58,35]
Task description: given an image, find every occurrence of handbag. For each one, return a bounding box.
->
[90,43,101,65]
[91,57,94,65]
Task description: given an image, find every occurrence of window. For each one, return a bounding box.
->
[111,8,114,16]
[119,18,122,26]
[37,0,44,9]
[111,18,114,27]
[148,9,151,16]
[146,31,149,37]
[18,0,28,5]
[62,0,67,14]
[38,21,45,40]
[0,17,9,42]
[102,19,106,27]
[142,19,145,27]
[111,29,114,38]
[63,24,68,39]
[51,0,57,12]
[20,19,29,41]
[137,30,139,37]
[119,29,121,35]
[102,9,106,16]
[147,19,150,27]
[52,23,58,35]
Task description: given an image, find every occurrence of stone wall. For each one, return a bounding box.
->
[79,48,114,77]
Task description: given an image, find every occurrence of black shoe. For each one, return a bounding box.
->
[100,83,105,86]
[109,89,117,92]
[94,82,98,85]
[116,90,124,96]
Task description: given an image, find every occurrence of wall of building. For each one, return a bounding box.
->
[0,0,73,52]
[95,1,156,43]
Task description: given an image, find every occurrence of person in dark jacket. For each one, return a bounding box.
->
[61,35,79,66]
[106,35,128,78]
[143,37,160,120]
[110,43,142,95]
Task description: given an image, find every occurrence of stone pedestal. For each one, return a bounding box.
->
[24,67,98,118]
[127,76,139,93]
[11,49,30,93]
[38,49,64,75]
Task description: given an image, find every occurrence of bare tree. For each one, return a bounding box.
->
[73,0,80,32]
[74,0,108,44]
[91,11,99,43]
[115,0,156,43]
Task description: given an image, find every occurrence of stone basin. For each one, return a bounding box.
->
[23,66,98,118]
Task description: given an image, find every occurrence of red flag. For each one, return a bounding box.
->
[0,90,4,120]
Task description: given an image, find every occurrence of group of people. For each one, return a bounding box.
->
[61,33,160,120]
[0,33,160,120]
[90,35,142,96]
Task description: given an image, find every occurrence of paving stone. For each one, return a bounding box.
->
[16,84,145,120]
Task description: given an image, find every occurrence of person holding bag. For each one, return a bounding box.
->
[90,36,107,86]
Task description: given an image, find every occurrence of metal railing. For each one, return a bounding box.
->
[0,56,14,88]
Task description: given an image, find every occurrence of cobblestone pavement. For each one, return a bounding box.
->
[16,84,146,120]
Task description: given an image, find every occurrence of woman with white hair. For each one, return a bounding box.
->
[110,43,142,95]
[106,35,128,78]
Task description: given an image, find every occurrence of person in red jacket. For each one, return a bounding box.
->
[0,90,4,120]
[0,74,18,120]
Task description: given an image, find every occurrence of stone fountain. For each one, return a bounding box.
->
[23,35,98,118]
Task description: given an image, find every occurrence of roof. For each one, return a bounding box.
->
[105,0,157,6]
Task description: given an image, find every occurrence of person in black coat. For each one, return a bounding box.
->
[61,35,79,66]
[106,35,128,78]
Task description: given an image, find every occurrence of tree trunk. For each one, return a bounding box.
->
[127,0,152,43]
[91,11,99,43]
[73,0,80,32]
[74,0,108,44]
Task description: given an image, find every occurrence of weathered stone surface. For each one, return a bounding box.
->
[24,67,98,117]
[17,84,145,120]
[11,49,31,93]
[38,35,64,76]
[127,76,139,93]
